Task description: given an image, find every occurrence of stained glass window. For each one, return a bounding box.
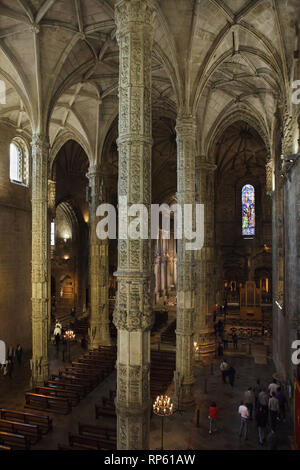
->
[242,184,255,237]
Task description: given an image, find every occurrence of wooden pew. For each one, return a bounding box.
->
[25,393,72,415]
[69,433,116,450]
[51,374,94,392]
[0,409,52,434]
[58,371,98,388]
[0,419,41,444]
[0,431,30,450]
[78,423,116,443]
[45,380,87,399]
[35,386,80,406]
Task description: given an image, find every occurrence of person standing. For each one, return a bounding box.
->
[256,405,268,445]
[258,388,269,414]
[7,345,15,363]
[208,402,218,434]
[15,344,23,365]
[232,333,238,350]
[238,401,249,440]
[220,359,230,383]
[269,392,279,429]
[268,380,279,397]
[54,323,62,352]
[218,342,224,357]
[228,365,236,387]
[275,387,286,422]
[244,387,254,419]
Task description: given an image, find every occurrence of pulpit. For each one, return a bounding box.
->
[240,281,262,320]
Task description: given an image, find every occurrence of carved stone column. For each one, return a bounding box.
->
[114,0,154,450]
[194,158,217,357]
[30,134,49,386]
[88,169,111,348]
[174,115,196,409]
[48,179,56,335]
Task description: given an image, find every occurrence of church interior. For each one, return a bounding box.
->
[0,0,299,452]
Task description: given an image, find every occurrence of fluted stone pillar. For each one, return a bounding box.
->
[114,0,154,450]
[174,115,196,409]
[88,170,111,348]
[194,158,217,357]
[30,134,49,386]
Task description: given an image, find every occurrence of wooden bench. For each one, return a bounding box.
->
[45,380,87,399]
[0,445,11,450]
[0,409,52,434]
[58,371,98,388]
[69,433,116,450]
[78,423,116,442]
[25,393,72,415]
[35,386,80,406]
[51,374,94,392]
[0,419,41,444]
[0,431,30,450]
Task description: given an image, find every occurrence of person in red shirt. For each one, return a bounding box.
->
[208,401,218,434]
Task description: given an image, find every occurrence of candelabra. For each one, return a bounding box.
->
[153,395,174,450]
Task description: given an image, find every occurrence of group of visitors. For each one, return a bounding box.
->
[0,344,23,378]
[208,364,286,450]
[238,378,287,448]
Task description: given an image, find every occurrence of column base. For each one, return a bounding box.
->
[195,330,216,358]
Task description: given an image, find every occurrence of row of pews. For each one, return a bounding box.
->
[150,350,176,399]
[24,346,117,415]
[59,390,117,450]
[160,319,176,346]
[58,422,117,450]
[0,409,52,450]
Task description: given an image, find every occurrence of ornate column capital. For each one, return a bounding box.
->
[115,0,155,32]
[175,115,197,137]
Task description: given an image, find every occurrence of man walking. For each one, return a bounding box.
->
[238,401,250,440]
[244,387,254,420]
[269,392,279,429]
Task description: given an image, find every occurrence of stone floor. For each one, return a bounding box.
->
[0,338,294,450]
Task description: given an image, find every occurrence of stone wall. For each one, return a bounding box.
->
[0,123,32,350]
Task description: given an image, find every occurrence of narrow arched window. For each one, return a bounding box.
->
[242,184,255,237]
[10,139,29,185]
